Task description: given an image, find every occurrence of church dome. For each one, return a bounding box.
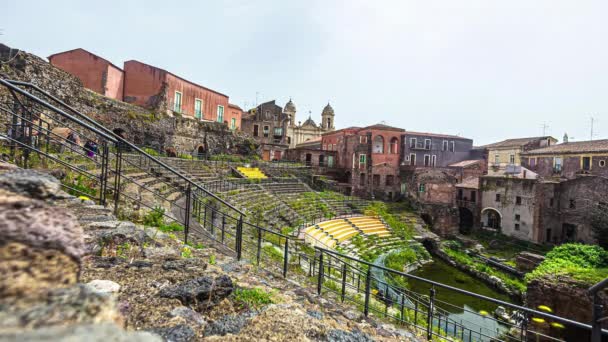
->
[322,102,334,116]
[284,99,296,113]
[302,116,317,127]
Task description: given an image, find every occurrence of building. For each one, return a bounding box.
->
[48,48,124,100]
[401,132,476,168]
[321,124,404,199]
[482,136,557,167]
[479,166,540,241]
[241,100,290,161]
[48,49,241,129]
[521,139,608,179]
[284,100,335,148]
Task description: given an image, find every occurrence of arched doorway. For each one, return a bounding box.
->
[197,145,205,160]
[459,207,474,234]
[421,213,433,227]
[482,208,501,230]
[373,135,385,153]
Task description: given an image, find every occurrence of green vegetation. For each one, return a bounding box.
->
[209,254,216,265]
[178,153,193,160]
[181,246,193,258]
[142,207,184,232]
[262,244,284,261]
[468,229,550,260]
[364,202,414,240]
[233,287,276,308]
[442,241,527,294]
[142,147,160,156]
[62,172,98,198]
[526,243,608,286]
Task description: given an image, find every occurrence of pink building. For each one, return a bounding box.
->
[48,49,241,129]
[48,48,124,100]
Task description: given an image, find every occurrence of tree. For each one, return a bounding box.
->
[591,203,608,249]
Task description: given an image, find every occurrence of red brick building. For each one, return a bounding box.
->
[48,49,241,130]
[48,48,124,100]
[322,124,404,199]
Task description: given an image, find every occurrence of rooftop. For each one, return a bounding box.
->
[125,59,228,98]
[456,177,480,189]
[481,136,556,149]
[449,159,483,168]
[522,139,608,155]
[404,131,468,140]
[48,48,123,71]
[358,123,405,132]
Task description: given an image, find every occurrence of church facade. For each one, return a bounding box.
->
[283,99,336,148]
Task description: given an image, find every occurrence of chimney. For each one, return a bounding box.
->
[563,133,569,144]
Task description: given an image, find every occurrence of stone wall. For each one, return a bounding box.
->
[0,44,258,157]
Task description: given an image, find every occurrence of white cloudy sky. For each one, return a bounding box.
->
[2,0,607,144]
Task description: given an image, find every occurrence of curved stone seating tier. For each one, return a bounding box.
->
[236,167,267,179]
[304,215,393,250]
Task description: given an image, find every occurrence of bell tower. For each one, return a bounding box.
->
[321,102,335,131]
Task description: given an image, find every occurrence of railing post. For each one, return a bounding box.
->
[184,184,191,244]
[112,148,122,216]
[210,209,216,237]
[283,237,289,278]
[592,293,603,342]
[364,266,372,317]
[340,263,347,302]
[427,286,436,340]
[203,205,208,229]
[317,251,324,295]
[221,215,226,244]
[256,228,262,266]
[236,215,243,260]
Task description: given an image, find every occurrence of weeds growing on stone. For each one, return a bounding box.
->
[233,287,275,309]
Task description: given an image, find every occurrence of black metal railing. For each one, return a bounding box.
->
[0,78,244,245]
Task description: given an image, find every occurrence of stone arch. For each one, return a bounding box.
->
[196,145,206,159]
[373,135,385,153]
[481,207,502,229]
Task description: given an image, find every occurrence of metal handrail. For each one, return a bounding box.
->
[2,79,244,216]
[314,246,607,333]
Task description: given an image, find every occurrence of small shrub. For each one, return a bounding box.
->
[181,246,193,258]
[209,254,216,265]
[233,287,275,308]
[142,147,160,157]
[143,207,165,227]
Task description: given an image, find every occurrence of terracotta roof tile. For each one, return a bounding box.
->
[522,139,608,155]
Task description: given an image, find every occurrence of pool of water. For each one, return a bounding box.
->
[408,258,519,339]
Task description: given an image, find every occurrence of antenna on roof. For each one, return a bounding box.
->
[590,116,597,140]
[541,122,549,136]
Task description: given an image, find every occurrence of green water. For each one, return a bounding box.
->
[409,259,518,339]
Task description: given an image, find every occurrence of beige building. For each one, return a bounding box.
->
[284,99,335,148]
[482,136,557,167]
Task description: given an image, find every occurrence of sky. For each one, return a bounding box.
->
[1,0,607,145]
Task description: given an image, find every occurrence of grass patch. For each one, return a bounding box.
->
[526,243,608,286]
[233,287,276,308]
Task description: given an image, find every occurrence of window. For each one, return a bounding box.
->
[515,224,520,231]
[230,118,236,130]
[424,139,431,150]
[319,155,325,167]
[582,156,591,171]
[360,136,368,144]
[373,174,380,187]
[373,135,385,153]
[274,113,279,121]
[386,175,394,186]
[217,105,224,123]
[470,191,476,203]
[554,157,563,172]
[449,141,455,152]
[424,154,431,167]
[173,91,182,113]
[253,125,259,137]
[600,160,606,167]
[457,189,463,200]
[263,126,269,138]
[323,144,327,151]
[419,183,426,192]
[431,155,437,167]
[274,127,283,136]
[494,155,500,165]
[549,198,554,207]
[509,154,515,164]
[529,158,536,168]
[327,156,334,168]
[390,137,399,154]
[360,173,366,186]
[409,153,416,166]
[516,196,522,205]
[442,140,448,151]
[569,199,576,209]
[194,98,203,119]
[515,214,521,221]
[409,138,417,148]
[359,154,366,167]
[495,194,501,202]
